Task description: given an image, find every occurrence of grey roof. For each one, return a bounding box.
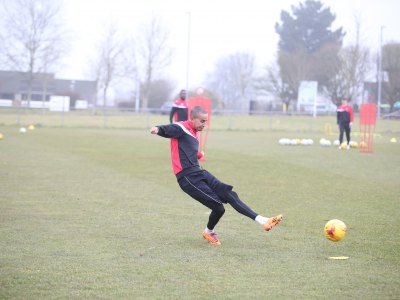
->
[0,70,96,101]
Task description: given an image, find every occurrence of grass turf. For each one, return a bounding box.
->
[0,116,399,299]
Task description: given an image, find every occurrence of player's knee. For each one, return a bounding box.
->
[215,184,235,204]
[214,204,225,216]
[225,191,239,205]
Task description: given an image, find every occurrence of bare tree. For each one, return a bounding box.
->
[382,43,400,112]
[254,62,294,111]
[146,79,175,109]
[276,49,308,109]
[207,52,256,112]
[135,15,172,109]
[121,38,138,103]
[324,14,371,106]
[0,0,68,105]
[90,23,124,110]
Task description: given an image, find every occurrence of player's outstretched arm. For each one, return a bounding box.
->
[151,124,183,138]
[150,127,159,134]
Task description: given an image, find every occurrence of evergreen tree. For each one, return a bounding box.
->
[273,0,345,108]
[275,0,344,53]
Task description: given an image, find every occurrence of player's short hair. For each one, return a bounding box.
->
[190,106,207,119]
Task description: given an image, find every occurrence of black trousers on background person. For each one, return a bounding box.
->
[339,123,351,144]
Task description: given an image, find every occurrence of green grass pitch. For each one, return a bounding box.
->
[0,114,399,299]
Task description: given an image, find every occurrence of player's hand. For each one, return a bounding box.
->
[197,151,205,159]
[349,122,353,127]
[150,127,159,134]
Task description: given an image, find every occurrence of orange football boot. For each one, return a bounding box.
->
[263,214,283,231]
[202,231,221,245]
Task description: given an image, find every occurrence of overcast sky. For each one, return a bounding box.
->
[60,0,400,93]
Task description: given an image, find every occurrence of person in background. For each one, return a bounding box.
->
[169,89,188,123]
[337,98,354,149]
[151,106,283,246]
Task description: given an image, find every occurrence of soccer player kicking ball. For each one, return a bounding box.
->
[150,106,283,245]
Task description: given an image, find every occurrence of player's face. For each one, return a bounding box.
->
[192,113,208,131]
[180,90,187,99]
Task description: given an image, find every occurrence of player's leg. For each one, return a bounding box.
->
[203,170,283,231]
[345,123,351,145]
[178,173,225,245]
[227,190,282,231]
[178,173,225,229]
[339,123,345,145]
[222,189,257,220]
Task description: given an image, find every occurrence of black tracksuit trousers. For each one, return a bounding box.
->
[339,122,351,144]
[178,170,258,230]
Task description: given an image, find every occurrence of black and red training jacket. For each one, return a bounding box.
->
[156,121,204,179]
[337,104,354,124]
[169,99,188,123]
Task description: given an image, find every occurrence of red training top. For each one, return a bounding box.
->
[156,120,204,179]
[169,99,188,123]
[337,104,354,124]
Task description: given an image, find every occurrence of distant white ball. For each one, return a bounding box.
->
[333,140,340,146]
[320,138,331,146]
[19,127,27,133]
[290,139,297,145]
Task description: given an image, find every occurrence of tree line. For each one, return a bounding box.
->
[0,0,399,113]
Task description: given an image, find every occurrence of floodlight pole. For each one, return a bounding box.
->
[377,26,385,118]
[135,79,140,113]
[185,11,191,100]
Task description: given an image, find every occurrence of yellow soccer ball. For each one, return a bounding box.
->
[350,141,359,148]
[359,141,367,148]
[324,219,347,242]
[0,132,3,140]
